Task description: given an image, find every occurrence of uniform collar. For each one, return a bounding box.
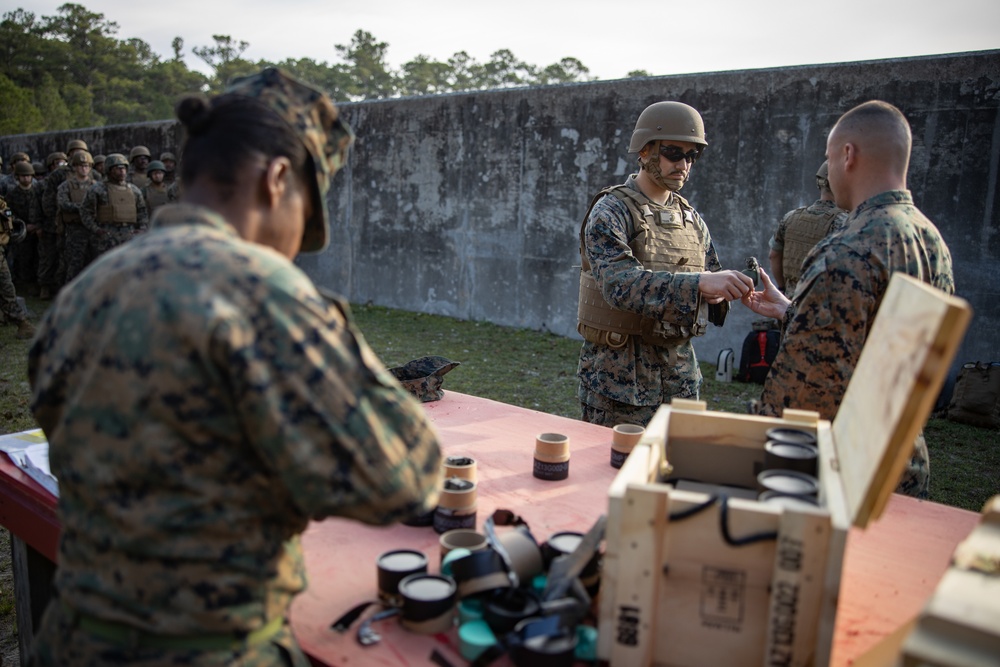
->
[150,203,240,240]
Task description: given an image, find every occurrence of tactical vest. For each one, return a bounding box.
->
[130,172,150,189]
[145,185,169,212]
[782,203,842,286]
[578,185,707,348]
[59,179,90,225]
[97,184,138,225]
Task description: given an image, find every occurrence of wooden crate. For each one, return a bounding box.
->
[598,274,972,667]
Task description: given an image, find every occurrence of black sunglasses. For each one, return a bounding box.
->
[659,145,702,164]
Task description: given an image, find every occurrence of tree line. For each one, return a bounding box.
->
[0,3,652,136]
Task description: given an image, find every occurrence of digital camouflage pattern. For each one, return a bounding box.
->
[577,175,721,426]
[769,199,848,293]
[759,190,955,498]
[0,197,29,328]
[4,178,44,287]
[28,203,442,665]
[57,174,97,282]
[80,179,149,256]
[225,68,355,253]
[388,355,461,402]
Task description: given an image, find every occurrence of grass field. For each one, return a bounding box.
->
[0,297,997,663]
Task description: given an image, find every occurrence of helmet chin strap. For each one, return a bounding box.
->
[639,141,685,192]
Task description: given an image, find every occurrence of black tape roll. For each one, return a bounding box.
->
[450,549,511,597]
[398,573,457,623]
[764,439,819,476]
[376,549,428,603]
[766,427,817,447]
[483,588,540,635]
[509,616,577,667]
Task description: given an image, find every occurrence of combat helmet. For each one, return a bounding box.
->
[71,151,94,166]
[31,161,45,175]
[11,152,30,165]
[129,145,151,161]
[94,154,106,166]
[628,101,708,153]
[159,152,176,162]
[146,160,166,174]
[66,139,88,155]
[46,152,68,169]
[104,153,129,170]
[14,161,34,176]
[815,160,831,191]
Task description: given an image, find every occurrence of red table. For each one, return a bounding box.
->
[0,392,982,666]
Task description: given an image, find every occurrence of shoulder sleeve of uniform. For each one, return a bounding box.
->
[215,264,442,525]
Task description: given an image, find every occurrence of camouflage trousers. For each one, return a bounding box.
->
[30,599,310,667]
[896,432,930,499]
[94,224,139,257]
[0,247,26,323]
[580,387,700,429]
[36,229,59,288]
[64,223,96,283]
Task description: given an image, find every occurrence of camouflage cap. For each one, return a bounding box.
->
[388,355,461,402]
[224,67,355,253]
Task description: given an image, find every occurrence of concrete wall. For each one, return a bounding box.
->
[4,50,999,382]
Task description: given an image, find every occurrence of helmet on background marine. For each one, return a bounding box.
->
[129,145,151,161]
[46,152,68,169]
[71,151,94,167]
[14,161,34,176]
[104,153,129,170]
[146,160,166,173]
[66,139,88,155]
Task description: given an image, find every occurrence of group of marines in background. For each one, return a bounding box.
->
[0,141,180,338]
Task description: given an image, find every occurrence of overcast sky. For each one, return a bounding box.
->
[13,0,1000,81]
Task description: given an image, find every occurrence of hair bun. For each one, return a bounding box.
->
[176,95,213,135]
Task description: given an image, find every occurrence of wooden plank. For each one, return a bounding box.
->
[609,483,668,666]
[11,535,55,666]
[599,443,654,661]
[765,506,832,667]
[653,492,779,667]
[833,274,972,528]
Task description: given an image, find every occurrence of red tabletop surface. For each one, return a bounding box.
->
[290,392,981,666]
[0,446,59,560]
[0,391,981,666]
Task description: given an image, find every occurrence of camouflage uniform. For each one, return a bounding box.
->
[143,182,170,216]
[39,165,71,295]
[4,178,43,289]
[759,190,955,498]
[769,199,848,293]
[0,197,32,335]
[57,173,97,282]
[80,179,149,257]
[577,175,722,427]
[28,203,443,666]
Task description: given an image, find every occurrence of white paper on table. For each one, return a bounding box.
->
[0,429,59,497]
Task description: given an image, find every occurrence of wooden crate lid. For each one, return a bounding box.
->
[831,273,971,529]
